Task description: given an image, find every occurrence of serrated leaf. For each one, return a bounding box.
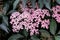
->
[31,35,40,40]
[8,34,23,40]
[13,0,20,10]
[38,0,44,9]
[50,19,57,35]
[55,36,60,40]
[56,0,60,4]
[0,23,9,33]
[43,0,51,10]
[39,29,50,37]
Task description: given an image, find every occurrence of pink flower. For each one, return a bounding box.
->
[55,16,60,23]
[41,19,50,29]
[42,9,50,17]
[52,5,60,23]
[10,12,20,19]
[10,8,50,36]
[30,29,39,36]
[30,31,34,36]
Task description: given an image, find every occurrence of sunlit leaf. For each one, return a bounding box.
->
[8,34,23,40]
[50,19,57,35]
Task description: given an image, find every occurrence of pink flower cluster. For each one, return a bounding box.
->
[52,5,60,23]
[10,8,50,36]
[41,19,50,29]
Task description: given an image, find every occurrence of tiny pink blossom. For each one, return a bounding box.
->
[41,19,50,29]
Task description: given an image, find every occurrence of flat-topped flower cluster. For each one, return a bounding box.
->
[10,5,60,36]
